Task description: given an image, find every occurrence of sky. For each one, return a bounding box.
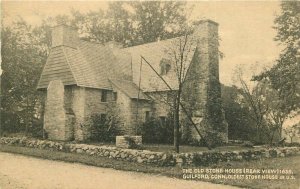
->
[1,1,283,86]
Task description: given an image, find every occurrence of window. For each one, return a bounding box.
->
[159,116,166,126]
[145,111,150,122]
[160,58,171,75]
[101,90,108,102]
[100,114,107,123]
[165,64,171,74]
[113,92,118,101]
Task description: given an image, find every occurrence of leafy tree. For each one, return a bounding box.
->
[234,64,292,144]
[221,84,256,141]
[70,9,116,44]
[129,1,188,45]
[233,66,270,143]
[1,20,49,135]
[254,1,300,114]
[69,1,188,47]
[260,80,290,143]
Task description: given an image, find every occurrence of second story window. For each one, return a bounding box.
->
[101,90,108,102]
[113,92,118,101]
[160,58,171,75]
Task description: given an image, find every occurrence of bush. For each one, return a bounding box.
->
[89,110,121,142]
[28,118,44,139]
[139,115,173,144]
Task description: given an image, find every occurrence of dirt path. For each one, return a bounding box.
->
[0,152,239,189]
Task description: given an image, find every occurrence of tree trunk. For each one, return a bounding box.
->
[0,120,2,137]
[174,95,180,153]
[270,128,276,145]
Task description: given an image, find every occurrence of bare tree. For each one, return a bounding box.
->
[284,123,300,143]
[167,32,196,152]
[141,30,208,152]
[233,64,294,144]
[233,66,269,143]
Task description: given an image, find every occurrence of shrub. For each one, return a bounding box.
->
[89,104,121,142]
[139,115,173,144]
[28,118,44,139]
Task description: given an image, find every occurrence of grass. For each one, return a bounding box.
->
[0,144,299,189]
[142,144,256,153]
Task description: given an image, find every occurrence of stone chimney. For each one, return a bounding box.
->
[188,19,220,117]
[51,22,78,48]
[193,19,219,82]
[182,19,228,144]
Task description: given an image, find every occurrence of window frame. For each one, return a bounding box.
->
[160,58,171,75]
[101,90,108,102]
[145,111,150,122]
[113,92,118,101]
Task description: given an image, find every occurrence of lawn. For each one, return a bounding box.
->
[142,143,256,153]
[0,144,299,189]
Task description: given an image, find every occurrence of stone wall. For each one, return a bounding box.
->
[130,99,152,133]
[44,80,70,141]
[43,85,110,142]
[114,88,134,134]
[64,86,75,140]
[147,91,173,118]
[72,87,115,141]
[72,86,86,141]
[84,88,110,117]
[1,137,300,167]
[43,83,151,141]
[114,88,152,135]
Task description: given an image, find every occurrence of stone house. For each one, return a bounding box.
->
[37,19,228,142]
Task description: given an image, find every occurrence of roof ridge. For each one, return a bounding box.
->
[123,35,186,50]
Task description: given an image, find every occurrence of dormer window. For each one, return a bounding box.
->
[160,58,171,75]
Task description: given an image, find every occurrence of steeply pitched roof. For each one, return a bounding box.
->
[123,36,196,92]
[38,41,117,89]
[110,79,150,100]
[37,46,77,89]
[38,34,196,93]
[109,49,133,81]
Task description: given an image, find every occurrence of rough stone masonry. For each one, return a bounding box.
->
[39,19,228,144]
